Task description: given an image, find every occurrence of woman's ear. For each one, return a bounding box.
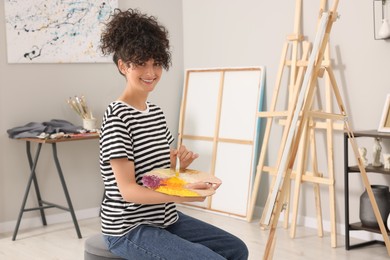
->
[117,59,127,75]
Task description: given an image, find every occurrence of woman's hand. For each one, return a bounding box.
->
[170,145,199,170]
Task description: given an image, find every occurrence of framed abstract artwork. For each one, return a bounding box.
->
[4,0,118,63]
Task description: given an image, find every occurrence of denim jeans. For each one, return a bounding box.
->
[103,211,249,260]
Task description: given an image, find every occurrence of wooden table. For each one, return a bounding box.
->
[12,133,99,240]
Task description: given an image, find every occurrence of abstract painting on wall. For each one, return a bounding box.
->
[4,0,118,63]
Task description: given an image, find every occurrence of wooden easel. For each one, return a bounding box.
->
[287,0,341,246]
[247,0,341,247]
[258,1,390,258]
[262,5,337,259]
[246,0,306,224]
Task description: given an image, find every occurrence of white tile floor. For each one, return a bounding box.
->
[0,206,389,259]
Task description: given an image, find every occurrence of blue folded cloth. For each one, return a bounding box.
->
[7,119,83,139]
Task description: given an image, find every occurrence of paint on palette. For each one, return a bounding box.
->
[142,175,200,197]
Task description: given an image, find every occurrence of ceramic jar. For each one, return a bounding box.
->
[388,213,390,230]
[359,185,390,228]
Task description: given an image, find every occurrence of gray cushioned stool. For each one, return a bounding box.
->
[84,234,123,260]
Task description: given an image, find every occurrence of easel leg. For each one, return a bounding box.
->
[325,68,337,247]
[264,232,277,260]
[263,170,292,259]
[283,180,290,229]
[290,120,310,238]
[260,172,278,227]
[263,229,277,260]
[309,128,324,238]
[314,180,324,237]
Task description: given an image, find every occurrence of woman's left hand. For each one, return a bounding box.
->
[170,145,199,170]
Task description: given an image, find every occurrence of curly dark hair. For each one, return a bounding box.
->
[100,8,171,72]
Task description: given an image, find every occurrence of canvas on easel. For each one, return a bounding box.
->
[177,67,265,217]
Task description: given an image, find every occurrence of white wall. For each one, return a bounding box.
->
[0,0,184,229]
[183,0,390,233]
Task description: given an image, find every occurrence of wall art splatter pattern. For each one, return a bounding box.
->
[4,0,118,63]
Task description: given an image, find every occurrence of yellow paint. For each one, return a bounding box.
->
[156,177,199,197]
[156,186,199,197]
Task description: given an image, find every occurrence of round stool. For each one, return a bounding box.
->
[84,234,123,260]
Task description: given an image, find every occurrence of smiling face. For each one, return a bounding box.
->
[120,58,163,94]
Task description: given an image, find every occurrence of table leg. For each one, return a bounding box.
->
[51,143,82,239]
[12,142,44,241]
[26,141,48,226]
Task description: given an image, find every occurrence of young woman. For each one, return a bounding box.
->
[99,8,249,260]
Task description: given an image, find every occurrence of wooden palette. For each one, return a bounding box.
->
[142,168,221,197]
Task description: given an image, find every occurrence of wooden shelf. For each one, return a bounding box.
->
[348,165,390,175]
[344,130,390,252]
[352,130,390,139]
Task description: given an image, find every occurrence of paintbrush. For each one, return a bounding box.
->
[175,154,180,177]
[66,95,94,120]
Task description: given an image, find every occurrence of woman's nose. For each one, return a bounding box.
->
[144,64,155,76]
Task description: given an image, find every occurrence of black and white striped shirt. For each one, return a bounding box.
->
[99,101,178,236]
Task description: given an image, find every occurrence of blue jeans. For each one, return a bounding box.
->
[103,211,248,260]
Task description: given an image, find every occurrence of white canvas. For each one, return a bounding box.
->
[179,67,265,217]
[183,71,220,137]
[219,70,261,140]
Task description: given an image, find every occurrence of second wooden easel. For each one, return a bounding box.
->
[257,0,390,258]
[247,0,342,248]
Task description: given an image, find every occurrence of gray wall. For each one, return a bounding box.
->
[1,0,390,239]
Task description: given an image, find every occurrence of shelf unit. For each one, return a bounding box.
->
[344,130,390,250]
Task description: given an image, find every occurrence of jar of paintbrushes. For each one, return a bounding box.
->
[67,95,97,131]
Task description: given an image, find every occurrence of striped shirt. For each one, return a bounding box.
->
[99,101,178,236]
